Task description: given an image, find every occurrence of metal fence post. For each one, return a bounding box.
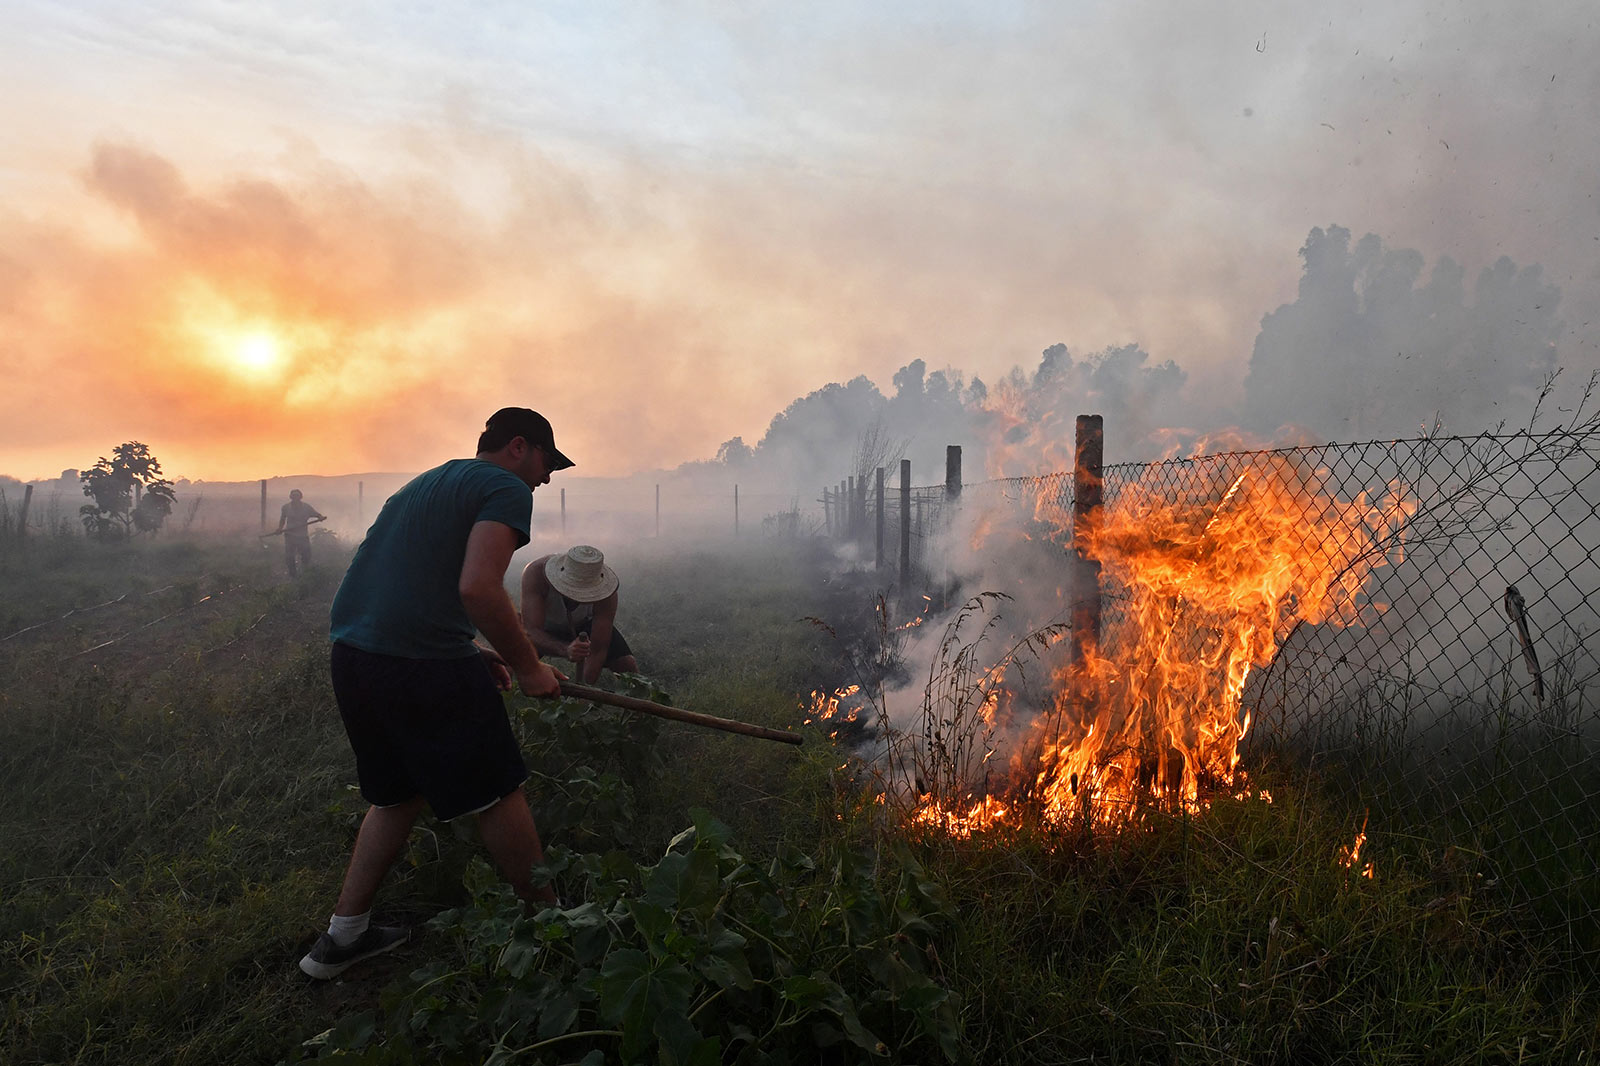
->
[1071,415,1103,667]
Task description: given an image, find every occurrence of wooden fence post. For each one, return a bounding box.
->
[846,476,856,539]
[899,459,911,587]
[945,445,962,500]
[858,477,867,540]
[838,480,847,539]
[18,484,33,542]
[260,479,267,531]
[874,466,885,569]
[1071,414,1104,667]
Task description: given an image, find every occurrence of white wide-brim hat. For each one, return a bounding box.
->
[545,544,618,603]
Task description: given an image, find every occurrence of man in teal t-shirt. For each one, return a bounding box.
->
[300,407,575,981]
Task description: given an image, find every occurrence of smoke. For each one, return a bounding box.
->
[1243,225,1561,440]
[6,1,1600,487]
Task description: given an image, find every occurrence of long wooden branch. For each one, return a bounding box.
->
[557,681,804,746]
[261,516,327,538]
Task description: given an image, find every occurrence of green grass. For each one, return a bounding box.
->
[2,532,1597,1064]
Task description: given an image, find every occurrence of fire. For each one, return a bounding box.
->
[804,685,866,740]
[907,459,1415,835]
[804,685,861,724]
[1340,814,1375,878]
[911,795,1014,838]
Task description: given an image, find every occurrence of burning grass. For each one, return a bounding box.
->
[875,460,1415,840]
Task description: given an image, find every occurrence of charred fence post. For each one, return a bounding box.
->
[874,466,885,569]
[1071,415,1103,667]
[260,479,267,531]
[899,459,911,589]
[945,445,962,500]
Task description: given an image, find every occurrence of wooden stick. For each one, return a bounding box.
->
[261,516,327,538]
[557,681,804,746]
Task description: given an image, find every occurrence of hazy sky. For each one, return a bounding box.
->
[3,0,1597,481]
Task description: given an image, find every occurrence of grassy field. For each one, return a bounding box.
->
[2,529,1598,1064]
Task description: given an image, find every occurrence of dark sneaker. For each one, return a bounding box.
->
[298,925,410,980]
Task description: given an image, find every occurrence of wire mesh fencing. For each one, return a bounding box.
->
[855,426,1600,958]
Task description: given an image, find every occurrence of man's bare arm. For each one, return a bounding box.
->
[518,557,579,659]
[581,591,620,683]
[460,522,561,697]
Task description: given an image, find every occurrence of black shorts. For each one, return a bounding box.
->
[330,642,528,820]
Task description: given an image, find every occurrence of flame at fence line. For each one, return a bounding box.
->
[911,460,1417,835]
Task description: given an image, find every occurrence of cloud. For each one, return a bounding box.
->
[5,1,1600,482]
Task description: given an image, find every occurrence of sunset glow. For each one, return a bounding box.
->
[1,3,1597,484]
[233,331,281,373]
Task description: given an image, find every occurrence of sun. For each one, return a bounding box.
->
[234,331,281,371]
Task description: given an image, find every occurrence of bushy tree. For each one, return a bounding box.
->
[79,442,177,540]
[1244,225,1561,439]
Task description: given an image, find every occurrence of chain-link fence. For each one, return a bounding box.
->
[846,427,1600,957]
[1093,435,1600,952]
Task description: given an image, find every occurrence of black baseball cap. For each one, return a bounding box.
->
[482,407,575,470]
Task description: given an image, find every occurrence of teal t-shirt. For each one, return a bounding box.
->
[330,459,532,659]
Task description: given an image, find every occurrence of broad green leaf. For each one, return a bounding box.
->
[627,898,674,943]
[688,808,733,849]
[653,1005,706,1066]
[537,991,580,1041]
[497,936,541,979]
[695,945,754,990]
[644,852,690,908]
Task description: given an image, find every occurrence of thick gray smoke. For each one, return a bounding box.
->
[682,342,1188,501]
[681,223,1573,512]
[1244,225,1562,441]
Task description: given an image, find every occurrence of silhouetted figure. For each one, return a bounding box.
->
[277,489,326,576]
[521,545,639,683]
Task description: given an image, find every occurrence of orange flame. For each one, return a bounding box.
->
[803,684,861,725]
[912,461,1415,835]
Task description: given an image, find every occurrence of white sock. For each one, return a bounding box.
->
[327,911,371,947]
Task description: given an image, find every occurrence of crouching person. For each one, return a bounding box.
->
[521,545,640,684]
[299,407,574,980]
